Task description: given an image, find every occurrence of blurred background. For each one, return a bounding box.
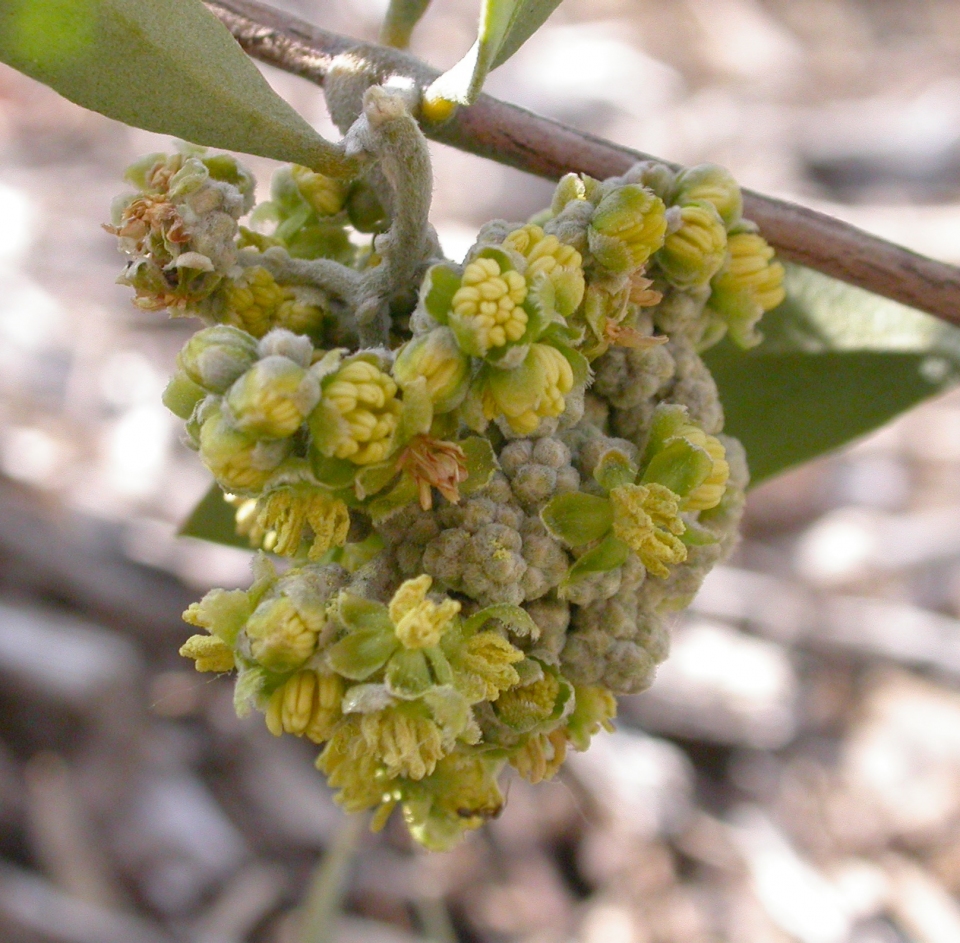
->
[2,0,960,940]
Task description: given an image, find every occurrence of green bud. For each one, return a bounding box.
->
[622,161,676,200]
[656,200,728,289]
[672,164,743,228]
[225,357,320,438]
[199,406,291,492]
[550,172,604,216]
[290,165,348,216]
[346,180,390,234]
[588,185,667,273]
[179,325,259,393]
[393,328,471,413]
[162,371,207,419]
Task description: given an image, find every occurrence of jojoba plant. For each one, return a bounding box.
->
[105,75,783,848]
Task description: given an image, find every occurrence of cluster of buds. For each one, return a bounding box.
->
[112,103,780,849]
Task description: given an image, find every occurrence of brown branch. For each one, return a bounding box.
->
[207,0,960,328]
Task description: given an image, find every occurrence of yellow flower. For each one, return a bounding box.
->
[199,409,286,492]
[245,596,323,671]
[179,634,235,672]
[222,266,325,338]
[265,670,343,742]
[388,575,461,649]
[317,716,396,814]
[657,201,728,288]
[511,730,568,784]
[290,165,348,216]
[713,232,786,313]
[322,360,402,465]
[451,257,528,354]
[495,671,561,730]
[247,488,350,559]
[360,706,445,780]
[674,426,729,511]
[503,224,585,316]
[482,343,574,435]
[455,632,524,702]
[609,482,687,578]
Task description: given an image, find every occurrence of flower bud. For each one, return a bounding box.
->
[503,224,585,317]
[588,185,667,273]
[449,257,528,358]
[393,328,470,412]
[672,164,743,228]
[178,325,259,393]
[656,200,728,288]
[162,371,207,419]
[290,165,348,216]
[246,595,322,672]
[483,344,575,435]
[311,358,403,465]
[199,407,291,492]
[226,357,320,438]
[708,232,785,348]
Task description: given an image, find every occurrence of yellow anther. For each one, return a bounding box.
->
[457,631,524,702]
[716,233,786,312]
[388,575,461,649]
[323,359,402,464]
[675,425,730,511]
[495,671,561,729]
[265,670,343,742]
[179,634,235,673]
[511,729,568,784]
[360,708,445,780]
[610,482,687,578]
[248,488,350,559]
[246,596,321,671]
[452,258,528,352]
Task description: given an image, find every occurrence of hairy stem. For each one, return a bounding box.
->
[206,0,960,328]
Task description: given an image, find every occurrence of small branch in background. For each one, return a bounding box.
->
[206,0,960,329]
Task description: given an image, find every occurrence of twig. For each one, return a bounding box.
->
[206,0,960,328]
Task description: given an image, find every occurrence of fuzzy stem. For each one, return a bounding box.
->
[205,0,960,329]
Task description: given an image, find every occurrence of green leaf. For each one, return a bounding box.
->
[491,0,565,68]
[380,0,433,48]
[540,492,613,546]
[705,264,960,485]
[178,483,251,551]
[0,0,350,172]
[424,0,564,111]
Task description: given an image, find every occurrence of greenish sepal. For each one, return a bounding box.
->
[394,376,434,447]
[233,663,267,718]
[307,399,346,457]
[341,682,395,714]
[540,492,613,546]
[422,686,473,742]
[368,475,420,523]
[163,372,207,420]
[354,461,400,500]
[680,520,718,546]
[593,449,639,492]
[420,263,462,325]
[424,646,455,686]
[274,201,313,244]
[337,593,392,633]
[462,604,541,640]
[557,343,591,388]
[641,439,712,497]
[309,450,358,490]
[192,587,253,645]
[325,534,385,572]
[513,658,544,687]
[385,648,433,699]
[561,534,629,590]
[520,272,558,344]
[326,625,398,680]
[706,289,764,349]
[460,436,498,496]
[640,403,691,465]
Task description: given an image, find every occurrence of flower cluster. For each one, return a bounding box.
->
[111,92,782,849]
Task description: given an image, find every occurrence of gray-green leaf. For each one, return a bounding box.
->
[705,263,960,485]
[0,0,351,172]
